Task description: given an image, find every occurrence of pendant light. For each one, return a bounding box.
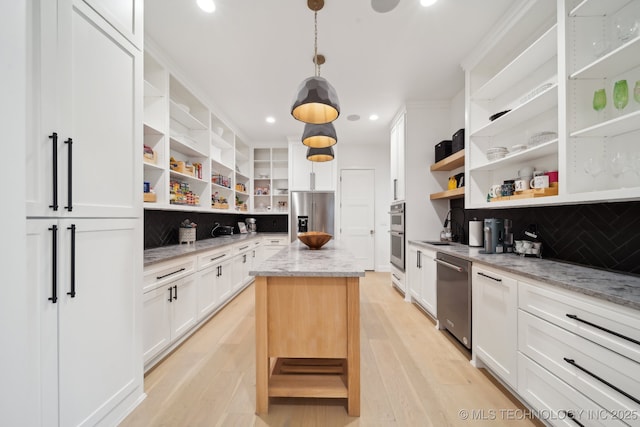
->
[301,121,337,148]
[306,146,335,162]
[291,0,340,124]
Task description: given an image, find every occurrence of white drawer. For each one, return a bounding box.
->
[263,236,288,246]
[518,353,629,427]
[519,281,640,364]
[234,241,253,254]
[196,247,230,271]
[518,310,640,419]
[143,257,196,293]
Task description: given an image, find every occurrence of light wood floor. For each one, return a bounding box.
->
[121,272,542,426]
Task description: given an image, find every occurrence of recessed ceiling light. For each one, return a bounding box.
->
[197,0,216,13]
[369,114,379,121]
[346,114,361,121]
[420,0,437,7]
[266,116,276,124]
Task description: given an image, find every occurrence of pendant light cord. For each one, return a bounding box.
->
[314,11,320,77]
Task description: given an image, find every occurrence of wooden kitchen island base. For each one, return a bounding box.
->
[254,275,361,416]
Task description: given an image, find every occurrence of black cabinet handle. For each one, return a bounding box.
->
[560,410,584,427]
[477,271,502,282]
[173,285,177,300]
[243,254,247,263]
[210,254,225,262]
[49,133,58,211]
[67,224,76,297]
[220,265,223,276]
[168,287,173,302]
[64,138,73,211]
[563,357,640,405]
[566,314,640,346]
[48,225,58,303]
[216,265,221,277]
[239,245,249,250]
[156,268,185,280]
[417,250,421,268]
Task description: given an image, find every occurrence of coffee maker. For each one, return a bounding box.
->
[482,218,504,254]
[503,219,514,253]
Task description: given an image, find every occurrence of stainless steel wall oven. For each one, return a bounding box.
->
[390,202,405,271]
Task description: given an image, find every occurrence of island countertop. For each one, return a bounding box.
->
[250,240,365,277]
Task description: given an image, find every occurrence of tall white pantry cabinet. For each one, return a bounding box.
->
[24,0,144,426]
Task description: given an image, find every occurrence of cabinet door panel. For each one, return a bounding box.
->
[420,250,437,317]
[143,285,171,364]
[81,0,143,49]
[26,221,59,427]
[217,259,233,303]
[60,3,141,217]
[289,143,312,190]
[57,218,140,427]
[170,275,198,339]
[197,265,219,319]
[472,266,518,388]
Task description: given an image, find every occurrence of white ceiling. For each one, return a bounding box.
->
[144,0,514,146]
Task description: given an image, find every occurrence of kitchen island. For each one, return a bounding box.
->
[249,240,365,416]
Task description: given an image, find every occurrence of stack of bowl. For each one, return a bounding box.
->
[486,147,509,161]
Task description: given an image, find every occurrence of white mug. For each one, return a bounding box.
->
[530,175,549,189]
[489,184,502,198]
[515,179,530,191]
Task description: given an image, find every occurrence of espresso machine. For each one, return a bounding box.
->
[503,219,514,253]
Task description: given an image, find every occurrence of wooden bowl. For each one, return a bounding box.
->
[297,231,332,250]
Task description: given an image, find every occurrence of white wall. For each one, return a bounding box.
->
[451,89,466,131]
[0,0,31,424]
[337,143,390,271]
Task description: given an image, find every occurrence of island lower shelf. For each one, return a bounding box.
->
[255,275,360,416]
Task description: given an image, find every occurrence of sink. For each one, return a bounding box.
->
[420,240,450,246]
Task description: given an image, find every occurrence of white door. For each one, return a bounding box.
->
[57,218,140,427]
[142,285,171,364]
[340,169,375,270]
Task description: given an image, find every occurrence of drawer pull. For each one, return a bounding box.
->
[239,245,249,250]
[270,240,280,244]
[210,254,226,262]
[477,271,502,282]
[565,314,640,346]
[560,410,584,427]
[156,267,186,280]
[563,357,640,405]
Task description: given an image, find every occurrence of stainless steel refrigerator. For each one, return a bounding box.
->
[290,191,335,242]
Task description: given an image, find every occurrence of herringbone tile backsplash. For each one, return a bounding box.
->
[145,210,288,249]
[450,199,640,276]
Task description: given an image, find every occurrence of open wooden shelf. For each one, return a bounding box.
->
[430,150,465,172]
[429,187,465,200]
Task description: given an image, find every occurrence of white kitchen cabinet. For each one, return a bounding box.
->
[27,218,142,427]
[27,0,142,219]
[253,147,289,213]
[464,0,559,208]
[517,278,640,423]
[231,243,253,293]
[390,113,406,201]
[196,251,229,319]
[142,273,198,365]
[407,244,437,318]
[472,264,518,389]
[262,236,289,260]
[288,140,337,191]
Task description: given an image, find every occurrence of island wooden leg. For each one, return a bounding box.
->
[255,276,268,414]
[347,277,360,416]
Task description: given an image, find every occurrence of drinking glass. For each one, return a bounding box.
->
[634,80,640,104]
[609,152,628,188]
[584,157,605,191]
[593,88,606,121]
[613,80,629,115]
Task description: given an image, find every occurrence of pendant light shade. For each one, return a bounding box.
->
[302,122,337,148]
[291,76,340,124]
[306,146,334,162]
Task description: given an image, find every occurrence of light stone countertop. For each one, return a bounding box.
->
[144,232,287,266]
[409,240,640,311]
[249,240,366,278]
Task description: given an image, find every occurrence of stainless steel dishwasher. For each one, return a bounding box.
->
[435,252,472,349]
